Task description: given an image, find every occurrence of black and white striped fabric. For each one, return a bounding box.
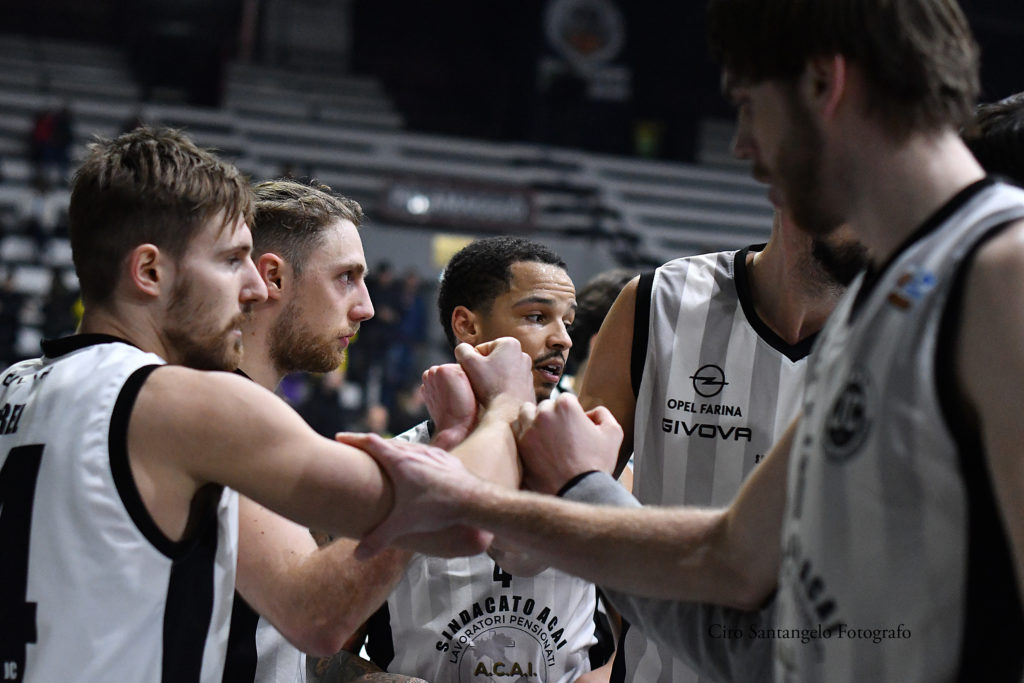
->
[377,421,608,683]
[623,247,812,683]
[776,179,1024,682]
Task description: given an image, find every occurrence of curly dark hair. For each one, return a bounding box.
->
[437,237,567,349]
[963,93,1024,186]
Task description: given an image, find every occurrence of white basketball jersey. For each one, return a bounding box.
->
[223,594,306,683]
[378,422,609,682]
[776,179,1024,681]
[624,248,811,683]
[0,335,238,682]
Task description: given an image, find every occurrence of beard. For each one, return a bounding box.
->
[777,91,845,238]
[165,276,248,371]
[269,297,348,375]
[810,236,871,287]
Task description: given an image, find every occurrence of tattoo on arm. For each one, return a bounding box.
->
[307,650,428,683]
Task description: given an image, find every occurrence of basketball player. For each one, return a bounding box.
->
[575,146,865,683]
[338,0,1024,679]
[0,128,527,682]
[221,179,412,683]
[356,236,614,683]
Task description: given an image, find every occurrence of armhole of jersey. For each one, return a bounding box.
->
[630,272,655,399]
[589,587,616,670]
[365,602,395,670]
[935,221,1024,680]
[109,364,193,559]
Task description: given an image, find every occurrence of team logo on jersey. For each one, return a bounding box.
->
[690,364,728,398]
[823,367,873,462]
[887,268,936,310]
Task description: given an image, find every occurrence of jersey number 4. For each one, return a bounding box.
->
[1,445,44,682]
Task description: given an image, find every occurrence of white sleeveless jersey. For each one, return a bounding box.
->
[624,248,812,683]
[376,422,610,682]
[223,589,306,683]
[0,335,239,683]
[776,179,1024,682]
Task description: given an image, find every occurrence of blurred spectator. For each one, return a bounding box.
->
[362,403,391,436]
[22,175,60,248]
[295,366,365,438]
[348,261,402,406]
[387,381,429,435]
[387,268,429,394]
[42,268,80,339]
[29,104,74,185]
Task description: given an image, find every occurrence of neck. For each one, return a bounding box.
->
[844,128,985,267]
[745,220,843,345]
[79,301,174,362]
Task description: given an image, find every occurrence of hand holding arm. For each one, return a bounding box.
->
[456,338,535,421]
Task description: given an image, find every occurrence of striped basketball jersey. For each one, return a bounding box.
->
[374,422,611,682]
[0,335,238,682]
[623,247,812,683]
[776,179,1024,681]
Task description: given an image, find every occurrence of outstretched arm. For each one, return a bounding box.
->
[577,277,640,476]
[346,417,795,609]
[129,368,490,555]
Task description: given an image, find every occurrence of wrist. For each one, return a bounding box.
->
[481,393,528,425]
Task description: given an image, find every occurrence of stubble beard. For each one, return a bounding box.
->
[269,297,348,375]
[165,276,248,371]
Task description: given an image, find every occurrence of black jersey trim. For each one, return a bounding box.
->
[734,245,817,362]
[365,602,396,670]
[41,333,139,358]
[109,365,196,559]
[853,178,997,314]
[162,491,221,682]
[589,588,616,670]
[630,272,654,399]
[935,221,1024,681]
[222,594,261,682]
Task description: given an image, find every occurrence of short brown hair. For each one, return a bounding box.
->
[69,127,253,305]
[251,179,364,276]
[707,0,980,141]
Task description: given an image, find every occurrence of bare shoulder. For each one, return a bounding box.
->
[135,366,291,428]
[130,365,311,485]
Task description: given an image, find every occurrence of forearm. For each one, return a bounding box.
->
[449,407,521,487]
[564,473,774,683]
[285,541,412,653]
[237,500,411,655]
[457,475,752,606]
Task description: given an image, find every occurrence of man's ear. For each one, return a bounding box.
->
[126,243,163,298]
[804,54,847,120]
[451,305,482,345]
[257,252,286,301]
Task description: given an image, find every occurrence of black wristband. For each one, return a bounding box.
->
[556,470,600,497]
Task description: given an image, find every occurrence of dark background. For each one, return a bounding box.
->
[3,0,1022,162]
